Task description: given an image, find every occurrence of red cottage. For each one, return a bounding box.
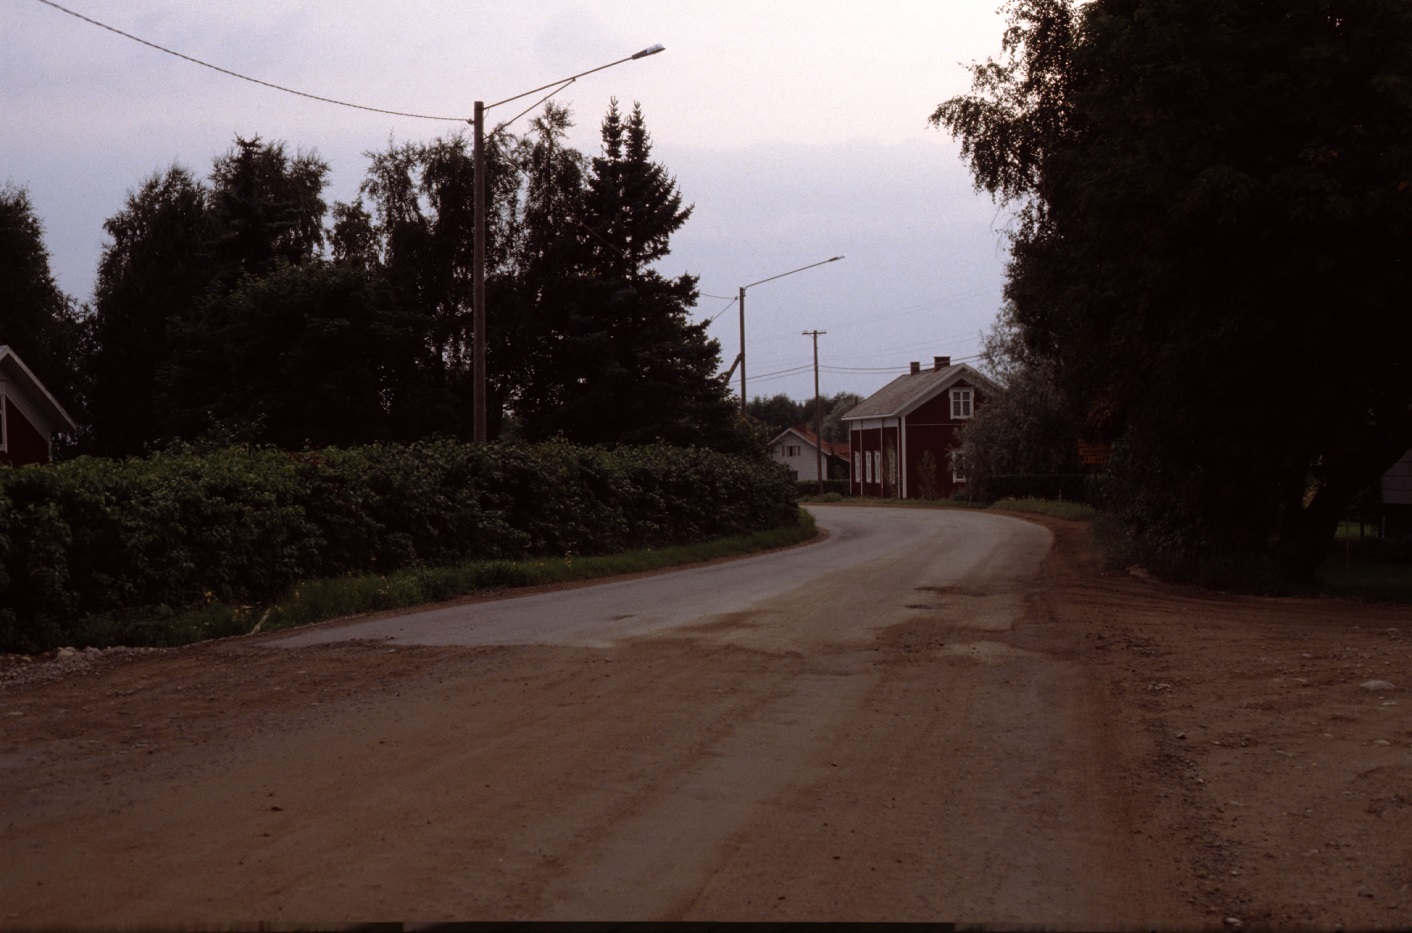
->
[0,346,78,467]
[841,355,997,499]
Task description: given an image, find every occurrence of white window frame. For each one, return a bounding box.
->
[951,450,969,483]
[950,387,974,420]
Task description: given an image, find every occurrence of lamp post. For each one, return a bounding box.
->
[472,44,666,442]
[734,256,843,415]
[803,329,827,495]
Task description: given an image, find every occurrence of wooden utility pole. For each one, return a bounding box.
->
[803,329,827,495]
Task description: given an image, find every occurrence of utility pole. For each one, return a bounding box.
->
[470,44,666,442]
[803,329,827,496]
[735,256,844,414]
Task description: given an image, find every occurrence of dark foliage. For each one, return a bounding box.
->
[0,439,797,652]
[0,184,87,422]
[934,0,1412,583]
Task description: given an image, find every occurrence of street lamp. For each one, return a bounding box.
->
[472,44,666,442]
[732,256,844,414]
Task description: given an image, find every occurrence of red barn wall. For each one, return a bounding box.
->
[850,423,903,497]
[1,397,51,467]
[848,376,987,499]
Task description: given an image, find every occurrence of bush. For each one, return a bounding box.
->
[0,440,799,652]
[981,473,1099,503]
[795,479,850,498]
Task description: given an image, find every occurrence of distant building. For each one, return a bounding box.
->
[841,356,998,499]
[1383,449,1412,536]
[769,423,848,482]
[0,345,77,467]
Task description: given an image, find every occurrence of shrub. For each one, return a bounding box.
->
[0,440,798,652]
[795,479,850,498]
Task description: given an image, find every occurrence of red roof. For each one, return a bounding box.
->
[782,422,849,458]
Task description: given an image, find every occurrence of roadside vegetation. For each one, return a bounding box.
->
[812,493,1411,603]
[934,0,1412,588]
[0,100,809,655]
[804,493,1093,522]
[1315,524,1412,603]
[0,439,800,653]
[77,510,818,650]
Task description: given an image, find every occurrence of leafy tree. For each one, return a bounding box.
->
[0,184,87,421]
[956,304,1082,499]
[93,138,331,454]
[163,260,414,448]
[349,131,519,439]
[89,166,213,455]
[934,0,1412,583]
[747,394,806,433]
[748,392,861,442]
[821,392,863,443]
[329,200,378,270]
[515,101,746,451]
[207,136,328,286]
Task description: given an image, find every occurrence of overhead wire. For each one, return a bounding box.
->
[702,296,737,326]
[35,0,468,123]
[42,0,995,395]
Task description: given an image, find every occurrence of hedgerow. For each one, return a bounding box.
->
[0,439,797,652]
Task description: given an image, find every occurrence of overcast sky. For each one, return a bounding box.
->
[2,0,1015,403]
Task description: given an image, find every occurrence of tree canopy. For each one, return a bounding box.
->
[934,0,1412,583]
[65,102,750,458]
[0,184,87,420]
[746,391,861,444]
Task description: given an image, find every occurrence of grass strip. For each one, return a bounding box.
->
[985,497,1097,521]
[1316,544,1412,603]
[802,494,1095,521]
[90,510,818,648]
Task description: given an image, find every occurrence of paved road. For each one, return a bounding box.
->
[277,504,1054,652]
[1,506,1183,924]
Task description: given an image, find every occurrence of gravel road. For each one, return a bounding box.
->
[1,505,1408,927]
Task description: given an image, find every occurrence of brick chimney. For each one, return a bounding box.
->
[909,361,921,375]
[933,355,951,370]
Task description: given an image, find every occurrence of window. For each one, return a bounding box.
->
[785,444,801,457]
[853,451,861,481]
[952,451,969,483]
[951,387,974,419]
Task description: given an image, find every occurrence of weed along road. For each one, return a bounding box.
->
[2,505,1205,924]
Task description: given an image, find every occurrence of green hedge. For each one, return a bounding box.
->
[795,479,851,498]
[980,473,1100,504]
[0,439,797,652]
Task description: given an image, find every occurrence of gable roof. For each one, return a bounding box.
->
[841,362,999,422]
[769,422,849,458]
[0,345,78,434]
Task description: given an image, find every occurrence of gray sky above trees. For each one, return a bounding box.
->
[1,0,1011,401]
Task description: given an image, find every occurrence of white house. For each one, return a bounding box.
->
[768,423,848,482]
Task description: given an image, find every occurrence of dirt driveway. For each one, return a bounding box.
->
[1,511,1408,927]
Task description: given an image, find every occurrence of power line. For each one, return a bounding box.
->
[829,283,1003,330]
[35,0,467,123]
[702,296,737,325]
[822,354,983,375]
[747,363,814,383]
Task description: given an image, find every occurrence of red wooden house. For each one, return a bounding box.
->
[841,356,997,499]
[0,346,77,467]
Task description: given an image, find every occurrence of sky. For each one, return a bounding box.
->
[2,0,1017,404]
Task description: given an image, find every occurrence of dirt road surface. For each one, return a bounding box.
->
[1,505,1409,928]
